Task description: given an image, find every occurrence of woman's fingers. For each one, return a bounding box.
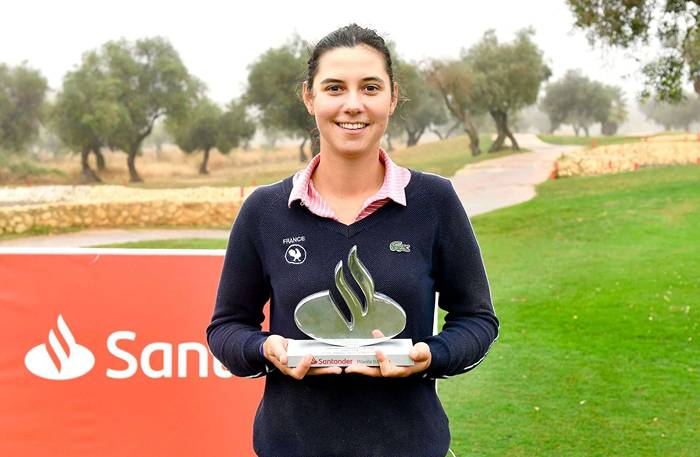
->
[288,354,312,379]
[264,335,288,366]
[280,354,343,379]
[371,329,385,339]
[377,350,403,377]
[345,363,382,377]
[410,342,431,363]
[307,366,343,375]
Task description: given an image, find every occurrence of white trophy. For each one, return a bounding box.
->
[286,245,414,368]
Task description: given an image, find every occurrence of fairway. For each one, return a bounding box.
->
[445,164,699,456]
[99,164,700,456]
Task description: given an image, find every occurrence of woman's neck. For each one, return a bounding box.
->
[311,146,385,199]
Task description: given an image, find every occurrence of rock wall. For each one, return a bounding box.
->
[0,185,251,235]
[555,135,700,178]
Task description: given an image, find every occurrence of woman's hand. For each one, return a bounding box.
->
[263,334,342,379]
[344,342,432,377]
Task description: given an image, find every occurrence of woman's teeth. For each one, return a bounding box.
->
[337,123,368,130]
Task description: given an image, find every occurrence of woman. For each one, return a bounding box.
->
[206,24,499,457]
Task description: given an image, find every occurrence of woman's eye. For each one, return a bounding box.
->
[327,85,342,93]
[365,85,379,92]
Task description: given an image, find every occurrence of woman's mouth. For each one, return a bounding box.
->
[336,122,369,131]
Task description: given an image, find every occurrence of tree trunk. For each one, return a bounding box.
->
[386,132,394,152]
[583,126,590,137]
[429,128,445,140]
[406,129,418,147]
[199,148,211,175]
[310,129,321,157]
[93,148,106,170]
[503,112,520,151]
[80,146,101,183]
[299,137,308,162]
[406,126,426,147]
[489,111,507,152]
[446,120,461,138]
[127,144,143,183]
[573,126,580,136]
[462,118,480,156]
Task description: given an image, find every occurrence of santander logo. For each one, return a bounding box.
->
[24,314,231,381]
[24,314,95,380]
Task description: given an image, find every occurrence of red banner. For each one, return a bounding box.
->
[0,248,265,456]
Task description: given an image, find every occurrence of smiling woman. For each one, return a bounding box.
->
[206,23,500,457]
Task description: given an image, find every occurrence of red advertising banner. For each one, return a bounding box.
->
[0,248,265,456]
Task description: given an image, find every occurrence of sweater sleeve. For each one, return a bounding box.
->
[419,178,500,380]
[206,190,275,378]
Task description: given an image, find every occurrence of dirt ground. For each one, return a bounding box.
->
[1,144,307,188]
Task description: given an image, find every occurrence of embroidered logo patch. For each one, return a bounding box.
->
[389,241,411,253]
[285,244,307,264]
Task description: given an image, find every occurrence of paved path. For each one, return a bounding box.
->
[0,134,579,248]
[453,133,579,216]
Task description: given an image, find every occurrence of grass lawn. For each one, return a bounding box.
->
[390,133,520,177]
[99,164,700,456]
[538,134,642,148]
[94,238,227,249]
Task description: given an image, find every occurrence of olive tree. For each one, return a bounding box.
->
[244,36,315,161]
[463,29,551,151]
[99,37,200,182]
[168,96,255,174]
[426,59,485,155]
[52,52,121,182]
[568,0,700,101]
[393,59,447,147]
[541,70,627,136]
[640,93,700,131]
[0,63,48,153]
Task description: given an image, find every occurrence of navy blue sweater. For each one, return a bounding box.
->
[206,170,499,457]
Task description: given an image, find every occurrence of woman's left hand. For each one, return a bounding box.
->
[344,342,431,377]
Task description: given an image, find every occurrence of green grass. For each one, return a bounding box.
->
[538,134,642,148]
[94,238,227,249]
[0,153,67,182]
[442,164,700,456]
[391,133,523,177]
[101,164,700,456]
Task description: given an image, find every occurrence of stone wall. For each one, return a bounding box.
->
[0,185,252,235]
[555,135,700,178]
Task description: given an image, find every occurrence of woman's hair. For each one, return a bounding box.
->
[306,24,394,95]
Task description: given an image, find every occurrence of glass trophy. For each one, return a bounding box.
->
[286,245,414,368]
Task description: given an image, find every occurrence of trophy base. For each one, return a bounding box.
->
[286,339,414,368]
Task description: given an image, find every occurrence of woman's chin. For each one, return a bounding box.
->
[325,139,380,156]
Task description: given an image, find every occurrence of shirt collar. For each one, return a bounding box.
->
[287,147,410,208]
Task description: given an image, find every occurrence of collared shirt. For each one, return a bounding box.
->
[287,147,412,222]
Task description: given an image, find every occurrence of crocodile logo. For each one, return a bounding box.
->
[389,241,411,253]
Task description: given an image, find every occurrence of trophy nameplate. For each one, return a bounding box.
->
[286,245,414,368]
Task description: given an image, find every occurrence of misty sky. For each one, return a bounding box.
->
[2,0,654,108]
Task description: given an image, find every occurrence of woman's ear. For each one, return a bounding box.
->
[302,82,314,115]
[389,81,399,116]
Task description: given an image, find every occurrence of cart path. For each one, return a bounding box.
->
[0,134,579,248]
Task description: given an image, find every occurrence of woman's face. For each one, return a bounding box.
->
[303,44,398,158]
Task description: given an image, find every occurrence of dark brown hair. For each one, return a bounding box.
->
[306,23,394,95]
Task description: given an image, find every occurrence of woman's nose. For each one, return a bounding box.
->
[343,90,363,113]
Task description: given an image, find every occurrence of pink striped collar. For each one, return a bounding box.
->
[287,148,411,211]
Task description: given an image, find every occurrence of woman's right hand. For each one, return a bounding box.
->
[263,335,342,379]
